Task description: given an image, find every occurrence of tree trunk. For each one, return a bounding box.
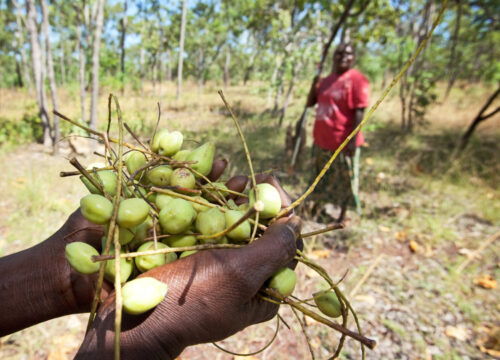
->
[140,47,145,90]
[267,59,280,108]
[198,48,205,95]
[165,48,172,82]
[152,54,157,97]
[89,0,105,134]
[13,0,31,91]
[273,60,286,114]
[443,0,462,101]
[177,0,187,100]
[41,0,60,154]
[224,44,231,89]
[59,41,66,85]
[76,10,86,125]
[120,0,128,93]
[278,62,297,127]
[26,0,51,147]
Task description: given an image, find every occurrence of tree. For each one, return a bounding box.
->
[177,0,187,100]
[90,0,105,134]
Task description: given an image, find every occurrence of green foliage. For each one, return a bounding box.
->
[0,106,43,147]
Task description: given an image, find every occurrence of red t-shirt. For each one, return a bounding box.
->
[313,68,370,151]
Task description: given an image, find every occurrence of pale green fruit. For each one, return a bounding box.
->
[125,151,147,178]
[195,208,225,241]
[186,142,215,176]
[268,268,297,296]
[135,242,177,272]
[225,210,251,241]
[156,194,174,210]
[180,250,198,258]
[80,194,113,225]
[313,291,342,318]
[164,233,197,247]
[105,224,135,245]
[131,216,154,243]
[151,129,169,152]
[158,131,183,156]
[65,242,100,274]
[147,165,173,186]
[170,168,195,189]
[172,149,190,161]
[238,202,250,212]
[159,198,196,234]
[117,198,150,228]
[190,196,211,212]
[249,183,281,219]
[122,277,168,315]
[80,170,118,196]
[203,182,229,202]
[104,250,134,283]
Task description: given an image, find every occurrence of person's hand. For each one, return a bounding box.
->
[345,139,356,157]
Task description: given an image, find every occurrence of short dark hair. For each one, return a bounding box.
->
[335,43,355,56]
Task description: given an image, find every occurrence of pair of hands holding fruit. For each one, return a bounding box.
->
[0,159,302,360]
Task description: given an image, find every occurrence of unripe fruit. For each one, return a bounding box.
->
[196,207,225,241]
[249,183,281,219]
[158,131,183,156]
[65,242,100,274]
[151,129,169,152]
[130,216,154,244]
[135,242,176,272]
[146,165,173,186]
[203,182,229,202]
[117,198,150,228]
[125,151,147,179]
[238,202,250,212]
[190,196,211,213]
[80,170,118,196]
[225,210,251,241]
[269,267,297,296]
[159,198,196,234]
[170,168,195,190]
[80,194,113,225]
[105,224,135,245]
[172,149,190,161]
[164,233,197,247]
[180,250,198,258]
[156,194,174,210]
[186,142,215,176]
[313,291,342,318]
[122,277,168,315]
[104,249,134,283]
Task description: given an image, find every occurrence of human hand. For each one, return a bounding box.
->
[345,139,356,157]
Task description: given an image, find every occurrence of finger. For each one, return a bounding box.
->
[207,158,228,182]
[225,175,248,199]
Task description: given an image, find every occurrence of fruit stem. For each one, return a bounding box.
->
[60,166,115,177]
[299,223,345,239]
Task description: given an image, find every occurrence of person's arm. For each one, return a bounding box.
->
[345,108,365,156]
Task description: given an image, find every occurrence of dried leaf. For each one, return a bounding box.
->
[474,274,497,289]
[394,229,408,242]
[476,325,500,357]
[445,325,470,341]
[310,249,331,259]
[409,240,419,253]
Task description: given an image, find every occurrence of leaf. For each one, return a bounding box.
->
[476,325,500,358]
[474,274,498,289]
[445,325,470,341]
[409,240,419,253]
[394,229,408,242]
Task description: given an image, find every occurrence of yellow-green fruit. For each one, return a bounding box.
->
[203,182,229,202]
[80,170,118,196]
[156,194,174,210]
[158,131,183,156]
[65,242,100,274]
[131,216,154,243]
[170,168,195,189]
[186,142,215,176]
[249,183,281,219]
[268,267,297,297]
[224,210,251,241]
[135,242,177,272]
[172,149,190,161]
[180,250,198,258]
[125,151,147,179]
[151,129,169,152]
[147,165,173,186]
[190,196,211,212]
[238,202,250,212]
[164,233,197,247]
[159,198,196,234]
[313,291,342,318]
[105,224,135,245]
[104,250,134,283]
[122,277,168,315]
[195,208,225,241]
[117,198,150,228]
[80,194,113,225]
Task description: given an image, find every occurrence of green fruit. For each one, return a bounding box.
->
[195,207,225,241]
[151,129,169,152]
[122,277,168,315]
[249,183,281,219]
[180,250,198,258]
[186,142,215,176]
[158,131,183,156]
[238,202,250,212]
[130,216,154,244]
[190,196,211,213]
[313,291,342,318]
[203,182,229,202]
[159,198,196,234]
[125,151,147,179]
[135,241,176,272]
[104,249,134,283]
[147,165,173,186]
[172,149,190,161]
[105,224,135,245]
[224,210,251,241]
[80,170,118,196]
[164,233,197,247]
[65,242,100,274]
[117,198,150,228]
[156,194,174,210]
[80,194,113,225]
[170,168,195,189]
[269,267,297,297]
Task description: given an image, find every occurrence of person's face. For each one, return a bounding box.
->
[333,45,355,74]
